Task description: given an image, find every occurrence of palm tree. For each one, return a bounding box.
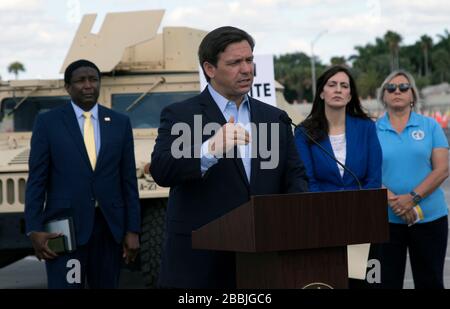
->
[384,31,402,71]
[420,35,433,77]
[8,61,26,80]
[436,29,450,47]
[330,56,347,66]
[432,49,450,83]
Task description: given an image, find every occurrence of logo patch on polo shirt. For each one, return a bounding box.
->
[411,130,425,140]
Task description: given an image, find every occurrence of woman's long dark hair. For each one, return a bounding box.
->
[300,66,369,141]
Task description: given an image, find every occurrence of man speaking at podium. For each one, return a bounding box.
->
[151,26,308,288]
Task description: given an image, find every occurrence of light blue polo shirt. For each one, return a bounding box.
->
[376,112,449,224]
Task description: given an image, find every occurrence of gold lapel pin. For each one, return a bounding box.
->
[104,117,111,122]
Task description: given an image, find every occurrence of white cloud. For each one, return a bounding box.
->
[165,3,261,31]
[0,2,73,79]
[228,1,241,12]
[387,0,450,11]
[286,39,311,53]
[0,0,449,80]
[0,0,40,10]
[250,0,344,8]
[249,0,279,6]
[167,7,200,23]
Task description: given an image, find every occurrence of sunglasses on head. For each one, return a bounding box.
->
[385,83,411,93]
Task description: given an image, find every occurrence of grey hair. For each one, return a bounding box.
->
[377,70,420,108]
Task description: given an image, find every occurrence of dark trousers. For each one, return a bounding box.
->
[381,215,448,289]
[46,208,122,289]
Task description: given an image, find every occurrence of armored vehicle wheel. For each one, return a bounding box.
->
[140,199,166,288]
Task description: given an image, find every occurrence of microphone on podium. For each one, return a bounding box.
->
[279,113,362,190]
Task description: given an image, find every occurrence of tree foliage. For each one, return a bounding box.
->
[7,61,26,80]
[274,52,326,103]
[275,29,450,103]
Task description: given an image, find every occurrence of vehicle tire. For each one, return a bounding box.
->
[140,199,166,288]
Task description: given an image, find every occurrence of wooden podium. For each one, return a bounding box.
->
[192,189,388,289]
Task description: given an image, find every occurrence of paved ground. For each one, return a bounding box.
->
[1,165,450,289]
[0,256,146,289]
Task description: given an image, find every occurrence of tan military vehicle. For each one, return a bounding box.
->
[0,10,302,287]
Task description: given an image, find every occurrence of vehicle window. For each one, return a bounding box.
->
[111,92,197,128]
[0,96,69,133]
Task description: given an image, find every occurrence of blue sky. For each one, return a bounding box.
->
[0,0,449,80]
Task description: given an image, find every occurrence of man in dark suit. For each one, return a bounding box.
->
[25,59,140,288]
[150,26,308,288]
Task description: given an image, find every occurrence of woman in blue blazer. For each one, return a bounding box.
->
[295,66,382,288]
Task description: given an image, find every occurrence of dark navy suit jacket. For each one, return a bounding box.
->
[25,103,141,245]
[150,88,308,288]
[295,115,382,192]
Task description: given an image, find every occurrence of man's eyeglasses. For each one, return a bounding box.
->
[385,83,411,93]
